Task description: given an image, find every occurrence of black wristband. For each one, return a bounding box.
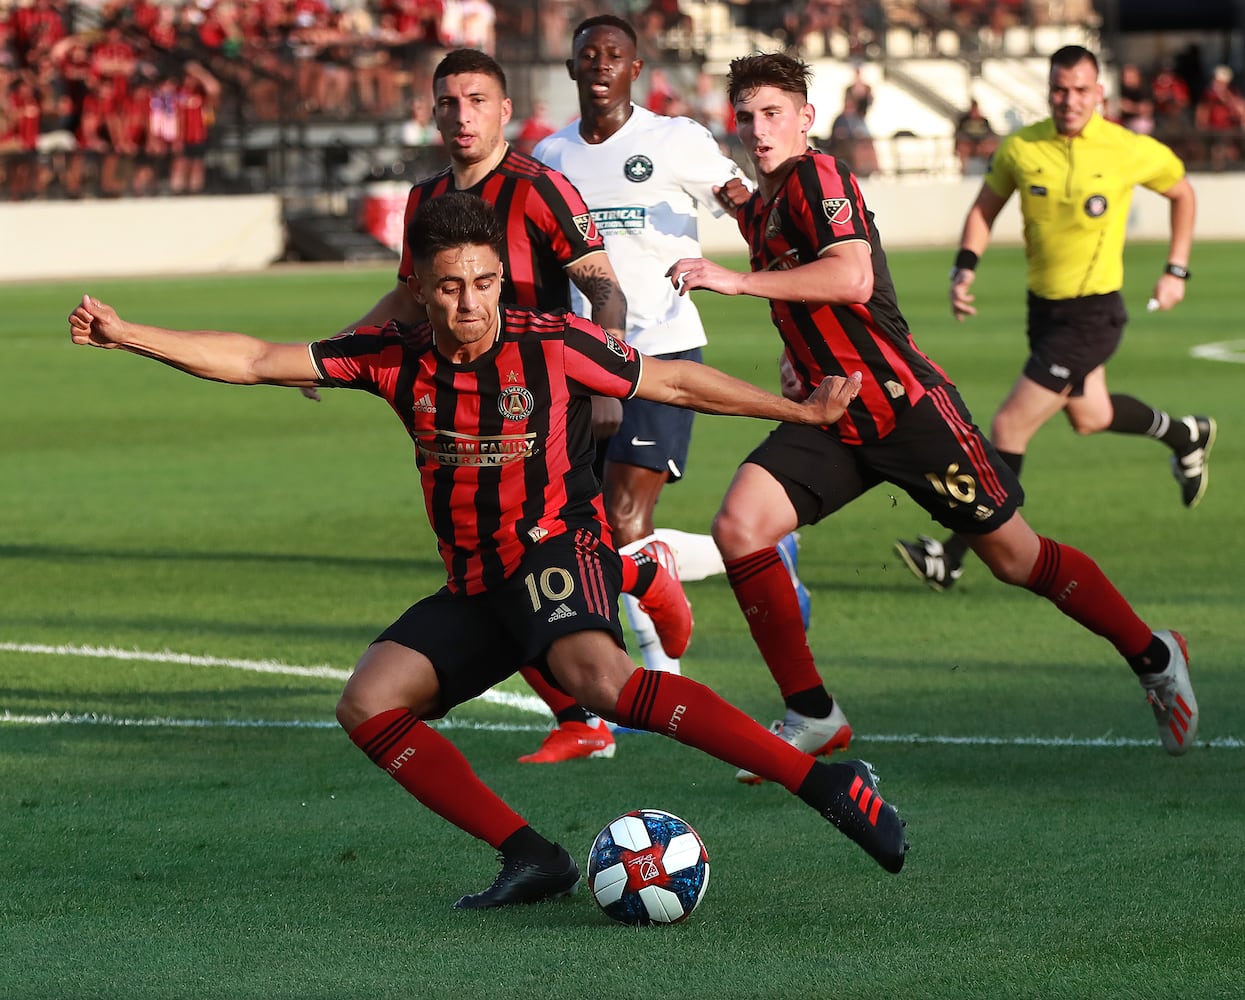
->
[1164,262,1190,280]
[954,249,979,271]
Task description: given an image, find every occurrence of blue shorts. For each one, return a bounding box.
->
[604,347,701,481]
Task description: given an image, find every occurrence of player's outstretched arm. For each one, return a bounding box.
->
[68,294,322,388]
[637,355,861,426]
[668,242,873,305]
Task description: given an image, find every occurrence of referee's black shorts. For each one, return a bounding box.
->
[1022,290,1127,395]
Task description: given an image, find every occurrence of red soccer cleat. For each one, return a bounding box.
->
[518,720,617,764]
[635,539,694,659]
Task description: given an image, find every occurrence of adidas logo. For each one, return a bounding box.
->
[848,773,884,826]
[547,603,577,623]
[414,393,436,413]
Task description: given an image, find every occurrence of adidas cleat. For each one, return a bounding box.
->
[1139,630,1198,755]
[805,758,908,874]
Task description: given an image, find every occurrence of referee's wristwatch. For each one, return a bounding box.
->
[1164,262,1191,280]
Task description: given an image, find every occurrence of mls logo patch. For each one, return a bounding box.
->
[498,385,535,421]
[623,154,654,182]
[1084,194,1108,218]
[573,213,599,241]
[604,333,628,358]
[822,198,852,225]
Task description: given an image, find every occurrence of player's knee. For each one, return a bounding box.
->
[711,504,771,558]
[560,663,630,718]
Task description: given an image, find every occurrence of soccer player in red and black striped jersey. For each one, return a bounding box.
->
[68,192,909,906]
[334,48,688,764]
[669,52,1198,766]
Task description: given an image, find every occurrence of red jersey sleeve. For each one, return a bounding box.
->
[788,152,871,256]
[523,168,604,267]
[308,321,430,396]
[561,314,642,399]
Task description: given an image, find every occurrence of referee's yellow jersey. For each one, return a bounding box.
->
[985,113,1185,300]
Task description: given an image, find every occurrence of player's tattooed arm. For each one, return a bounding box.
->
[567,253,627,339]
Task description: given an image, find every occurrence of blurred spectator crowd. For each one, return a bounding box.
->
[4,0,1245,202]
[0,0,499,199]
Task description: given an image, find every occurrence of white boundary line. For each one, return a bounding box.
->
[0,641,550,715]
[2,710,1240,749]
[1191,339,1245,364]
[2,640,1240,749]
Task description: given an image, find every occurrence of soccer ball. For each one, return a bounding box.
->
[587,809,710,925]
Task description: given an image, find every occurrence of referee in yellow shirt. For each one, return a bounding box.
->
[897,44,1214,592]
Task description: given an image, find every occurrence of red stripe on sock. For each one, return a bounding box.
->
[614,669,814,792]
[348,709,527,848]
[724,548,822,698]
[1024,536,1152,657]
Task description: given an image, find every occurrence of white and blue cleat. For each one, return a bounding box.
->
[776,532,812,631]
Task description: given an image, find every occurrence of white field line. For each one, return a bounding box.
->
[1191,339,1245,364]
[0,641,550,716]
[2,641,1240,749]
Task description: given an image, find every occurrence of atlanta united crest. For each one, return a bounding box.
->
[498,385,535,421]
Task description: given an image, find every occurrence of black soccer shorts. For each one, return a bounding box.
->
[1023,290,1127,395]
[745,383,1023,536]
[372,526,626,711]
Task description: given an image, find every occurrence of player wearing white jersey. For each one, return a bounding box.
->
[537,101,745,357]
[535,15,810,678]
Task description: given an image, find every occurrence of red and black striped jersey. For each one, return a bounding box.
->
[397,148,605,312]
[309,307,642,595]
[738,149,949,444]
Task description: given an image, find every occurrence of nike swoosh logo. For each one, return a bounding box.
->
[630,437,656,447]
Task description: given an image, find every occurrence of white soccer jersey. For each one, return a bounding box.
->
[535,105,748,356]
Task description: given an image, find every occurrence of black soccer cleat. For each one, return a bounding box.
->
[894,535,963,591]
[1170,415,1216,509]
[804,758,908,874]
[452,845,581,910]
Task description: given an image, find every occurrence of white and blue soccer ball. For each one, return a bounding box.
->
[587,808,710,925]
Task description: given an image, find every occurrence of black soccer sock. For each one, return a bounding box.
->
[499,826,560,864]
[554,705,593,726]
[1108,393,1179,443]
[784,686,835,720]
[1125,633,1172,677]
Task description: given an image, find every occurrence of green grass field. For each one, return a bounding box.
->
[3,243,1242,999]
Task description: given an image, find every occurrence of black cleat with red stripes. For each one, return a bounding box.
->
[799,758,909,874]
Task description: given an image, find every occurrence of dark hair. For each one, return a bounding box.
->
[1050,45,1098,76]
[406,192,505,267]
[572,14,638,47]
[727,52,811,106]
[433,48,507,94]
